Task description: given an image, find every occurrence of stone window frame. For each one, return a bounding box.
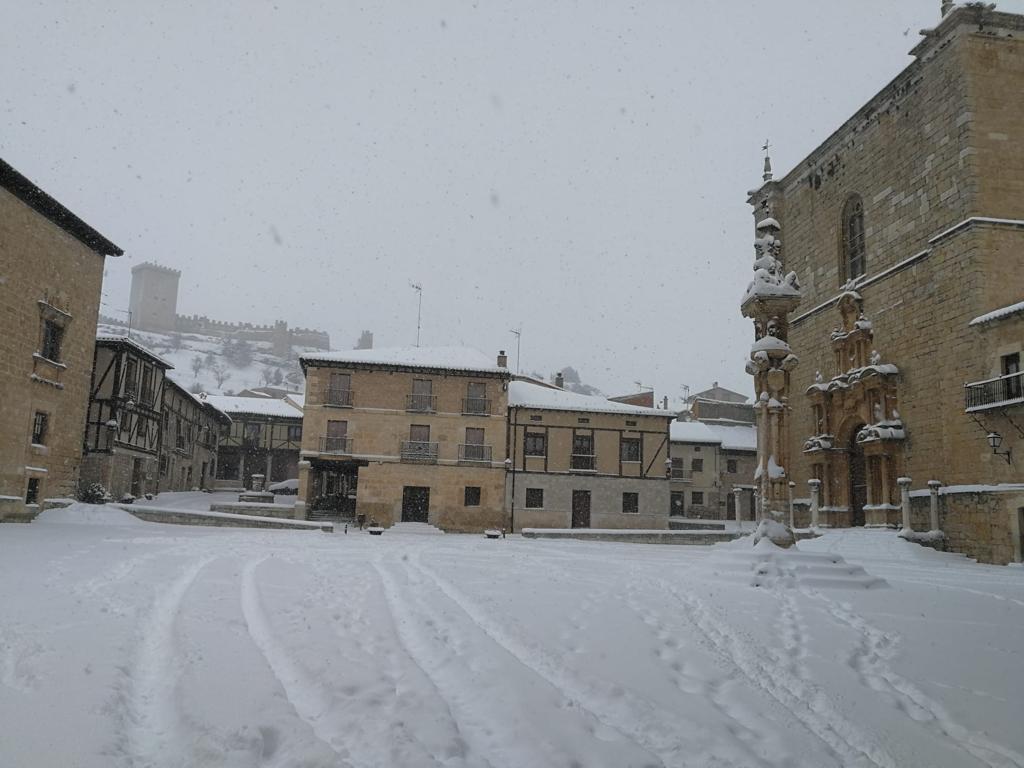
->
[622,491,639,514]
[726,458,737,474]
[525,487,544,508]
[36,300,72,365]
[31,411,49,445]
[25,477,41,505]
[464,486,481,507]
[691,490,704,506]
[840,194,866,283]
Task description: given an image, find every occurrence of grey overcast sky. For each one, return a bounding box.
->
[5,1,1019,400]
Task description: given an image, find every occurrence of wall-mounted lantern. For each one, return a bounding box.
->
[987,432,1012,464]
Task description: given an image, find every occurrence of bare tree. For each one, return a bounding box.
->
[211,362,231,388]
[191,355,204,379]
[260,366,275,387]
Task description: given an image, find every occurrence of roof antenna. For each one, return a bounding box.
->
[509,326,522,373]
[409,282,423,347]
[762,139,773,182]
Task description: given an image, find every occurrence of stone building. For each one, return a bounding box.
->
[508,379,673,530]
[81,336,170,500]
[669,420,757,521]
[157,378,231,492]
[206,395,304,488]
[746,3,1024,563]
[297,346,511,530]
[128,262,180,333]
[0,158,123,520]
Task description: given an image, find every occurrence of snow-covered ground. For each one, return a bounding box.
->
[1,506,1022,768]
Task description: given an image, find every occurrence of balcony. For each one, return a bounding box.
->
[324,387,353,407]
[406,393,437,413]
[570,453,596,471]
[462,397,491,415]
[965,371,1024,412]
[458,444,493,464]
[319,436,353,455]
[401,440,439,463]
[670,468,692,482]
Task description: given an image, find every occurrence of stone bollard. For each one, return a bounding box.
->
[788,481,796,531]
[251,473,265,492]
[928,480,942,532]
[808,478,822,529]
[734,487,743,528]
[897,476,913,532]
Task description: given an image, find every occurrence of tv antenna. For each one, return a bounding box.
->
[410,282,423,347]
[509,327,522,373]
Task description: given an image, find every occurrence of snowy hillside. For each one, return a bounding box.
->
[96,323,322,396]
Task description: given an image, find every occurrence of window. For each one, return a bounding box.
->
[175,417,185,449]
[288,424,303,442]
[124,358,138,397]
[464,486,481,506]
[691,491,704,505]
[463,427,487,461]
[1003,353,1021,399]
[691,458,703,472]
[465,382,488,414]
[141,366,153,404]
[620,437,641,462]
[841,194,866,281]
[40,320,63,362]
[571,432,595,470]
[244,423,262,443]
[409,424,430,442]
[578,417,590,424]
[622,492,639,514]
[25,478,40,505]
[625,420,637,427]
[529,415,542,422]
[327,372,352,406]
[409,378,434,411]
[727,459,737,474]
[31,412,48,445]
[524,432,546,457]
[159,455,168,476]
[525,488,544,508]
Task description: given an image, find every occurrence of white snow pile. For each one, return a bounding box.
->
[1,506,1023,767]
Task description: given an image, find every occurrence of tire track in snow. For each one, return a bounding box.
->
[239,558,356,768]
[124,556,213,768]
[412,553,727,767]
[652,573,898,768]
[807,590,1024,768]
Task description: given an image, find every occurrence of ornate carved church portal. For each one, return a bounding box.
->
[803,290,904,527]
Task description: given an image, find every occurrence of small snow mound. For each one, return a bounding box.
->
[34,503,145,526]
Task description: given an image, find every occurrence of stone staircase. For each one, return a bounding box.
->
[389,521,445,535]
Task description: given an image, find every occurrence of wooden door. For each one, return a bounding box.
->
[849,430,867,527]
[571,490,591,528]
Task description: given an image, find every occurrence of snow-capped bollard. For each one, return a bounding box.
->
[928,480,942,532]
[808,478,821,529]
[898,477,913,532]
[733,486,743,527]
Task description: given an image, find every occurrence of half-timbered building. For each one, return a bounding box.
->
[205,395,304,489]
[80,335,170,500]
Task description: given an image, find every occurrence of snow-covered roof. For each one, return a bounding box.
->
[509,380,671,417]
[286,392,306,409]
[203,395,303,419]
[969,299,1024,326]
[95,334,174,369]
[300,345,509,375]
[670,420,757,451]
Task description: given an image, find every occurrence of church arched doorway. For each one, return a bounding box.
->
[848,427,867,527]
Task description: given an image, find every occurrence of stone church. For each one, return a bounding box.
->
[746,3,1024,564]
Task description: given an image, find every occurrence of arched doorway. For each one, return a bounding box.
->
[848,428,867,527]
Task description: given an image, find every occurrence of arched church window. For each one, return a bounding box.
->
[841,195,866,282]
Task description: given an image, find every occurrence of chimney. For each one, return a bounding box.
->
[663,395,668,410]
[554,371,564,388]
[713,381,718,388]
[497,350,508,368]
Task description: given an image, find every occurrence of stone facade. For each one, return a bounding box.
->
[0,159,121,520]
[747,6,1024,562]
[128,262,179,333]
[908,486,1024,565]
[669,424,757,521]
[157,379,231,492]
[508,380,672,531]
[297,349,511,530]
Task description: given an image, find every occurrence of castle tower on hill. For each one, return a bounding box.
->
[129,262,180,332]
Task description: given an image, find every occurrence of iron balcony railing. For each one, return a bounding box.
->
[406,393,437,412]
[401,440,439,463]
[324,387,353,407]
[320,436,353,454]
[570,453,596,471]
[462,397,491,415]
[458,444,492,463]
[965,370,1024,411]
